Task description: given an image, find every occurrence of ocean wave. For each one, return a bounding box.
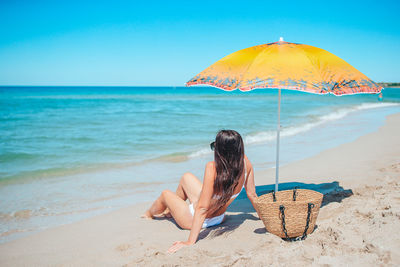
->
[0,152,40,163]
[0,209,33,221]
[149,153,189,163]
[0,206,105,223]
[0,163,124,185]
[244,102,399,145]
[2,102,398,181]
[186,102,400,156]
[188,148,212,158]
[0,158,171,186]
[0,228,31,238]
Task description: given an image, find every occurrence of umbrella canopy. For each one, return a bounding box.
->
[187,39,382,95]
[186,38,383,192]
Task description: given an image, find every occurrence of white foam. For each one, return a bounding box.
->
[187,102,400,157]
[244,102,399,145]
[354,102,398,110]
[187,102,399,158]
[188,148,212,158]
[245,131,276,144]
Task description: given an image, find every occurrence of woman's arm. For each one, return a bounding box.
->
[244,158,260,216]
[167,161,215,253]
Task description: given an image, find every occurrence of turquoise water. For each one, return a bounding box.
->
[1,86,400,242]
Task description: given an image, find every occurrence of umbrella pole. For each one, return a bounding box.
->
[275,88,281,192]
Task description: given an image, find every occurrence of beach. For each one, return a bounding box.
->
[2,86,399,245]
[0,111,399,266]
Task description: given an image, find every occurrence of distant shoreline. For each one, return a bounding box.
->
[378,82,400,88]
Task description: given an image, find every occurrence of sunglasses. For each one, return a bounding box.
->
[210,141,215,151]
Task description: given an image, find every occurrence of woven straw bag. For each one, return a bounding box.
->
[255,188,323,239]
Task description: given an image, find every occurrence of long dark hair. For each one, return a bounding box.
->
[211,130,245,212]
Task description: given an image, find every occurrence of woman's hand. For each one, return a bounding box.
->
[167,241,192,254]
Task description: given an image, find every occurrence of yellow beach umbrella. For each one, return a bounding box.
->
[186,38,383,192]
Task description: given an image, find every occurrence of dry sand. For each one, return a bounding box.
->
[0,113,399,266]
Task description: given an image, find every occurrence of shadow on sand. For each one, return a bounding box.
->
[197,180,353,241]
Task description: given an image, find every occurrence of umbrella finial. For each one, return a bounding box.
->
[279,37,284,42]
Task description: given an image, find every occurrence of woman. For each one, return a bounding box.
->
[142,130,259,253]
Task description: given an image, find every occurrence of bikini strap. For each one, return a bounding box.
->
[244,158,248,183]
[229,158,248,200]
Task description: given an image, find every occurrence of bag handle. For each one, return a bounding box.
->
[279,205,289,239]
[269,190,276,202]
[301,203,315,239]
[293,186,299,201]
[279,202,315,241]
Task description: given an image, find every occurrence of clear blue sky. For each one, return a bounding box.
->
[0,0,399,86]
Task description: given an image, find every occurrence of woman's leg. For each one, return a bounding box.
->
[163,172,202,217]
[143,189,193,229]
[175,172,202,203]
[142,172,202,218]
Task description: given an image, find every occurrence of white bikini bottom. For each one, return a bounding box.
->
[189,203,225,228]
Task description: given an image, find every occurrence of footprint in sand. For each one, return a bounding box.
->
[116,243,132,252]
[362,242,392,264]
[355,209,374,219]
[390,163,400,172]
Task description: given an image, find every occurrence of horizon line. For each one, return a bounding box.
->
[1,82,399,87]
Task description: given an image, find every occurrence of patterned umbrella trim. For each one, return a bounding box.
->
[186,80,383,96]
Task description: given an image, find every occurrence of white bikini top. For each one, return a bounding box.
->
[230,159,247,199]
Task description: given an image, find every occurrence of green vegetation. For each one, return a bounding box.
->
[378,82,400,88]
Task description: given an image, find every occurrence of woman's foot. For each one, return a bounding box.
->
[151,209,172,218]
[141,210,153,219]
[162,208,172,218]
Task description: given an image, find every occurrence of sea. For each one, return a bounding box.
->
[1,86,400,243]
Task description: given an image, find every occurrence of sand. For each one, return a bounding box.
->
[0,113,399,266]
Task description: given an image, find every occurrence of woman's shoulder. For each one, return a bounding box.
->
[205,161,217,175]
[244,155,253,172]
[204,161,217,183]
[206,161,215,169]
